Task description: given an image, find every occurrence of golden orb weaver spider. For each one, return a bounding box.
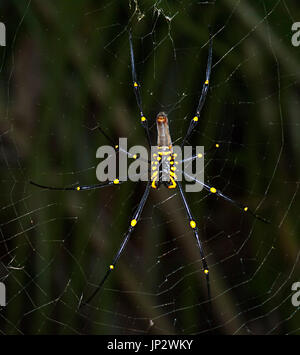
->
[30,30,268,308]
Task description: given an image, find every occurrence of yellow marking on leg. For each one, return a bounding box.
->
[197,153,203,158]
[113,179,119,184]
[193,116,199,122]
[210,187,217,193]
[109,265,114,270]
[204,269,209,274]
[131,219,137,227]
[190,220,196,229]
[205,80,209,85]
[133,82,138,87]
[244,206,248,212]
[141,116,146,122]
[76,186,81,191]
[215,143,219,148]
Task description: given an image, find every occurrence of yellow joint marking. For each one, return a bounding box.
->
[215,143,220,148]
[168,176,177,189]
[190,220,196,229]
[141,116,146,122]
[109,265,114,270]
[171,166,176,171]
[151,177,157,189]
[210,187,217,193]
[193,116,199,122]
[76,186,81,191]
[131,219,137,227]
[205,80,209,85]
[197,153,203,158]
[170,172,175,177]
[134,82,138,87]
[170,161,174,165]
[204,269,209,274]
[152,167,157,171]
[113,179,119,184]
[244,206,248,212]
[115,145,119,149]
[157,156,161,161]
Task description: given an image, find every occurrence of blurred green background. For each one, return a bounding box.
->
[0,0,299,334]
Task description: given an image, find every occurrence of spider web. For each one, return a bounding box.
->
[0,0,299,335]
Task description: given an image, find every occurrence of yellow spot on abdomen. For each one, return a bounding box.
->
[141,116,146,122]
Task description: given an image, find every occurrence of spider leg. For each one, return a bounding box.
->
[129,30,152,147]
[81,181,152,307]
[181,33,213,148]
[179,143,220,165]
[177,181,211,303]
[182,171,270,223]
[30,179,123,191]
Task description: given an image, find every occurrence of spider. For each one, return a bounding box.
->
[30,30,268,307]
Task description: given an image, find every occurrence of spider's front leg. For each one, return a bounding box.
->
[181,33,213,148]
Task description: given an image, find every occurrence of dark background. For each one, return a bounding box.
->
[0,0,299,334]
